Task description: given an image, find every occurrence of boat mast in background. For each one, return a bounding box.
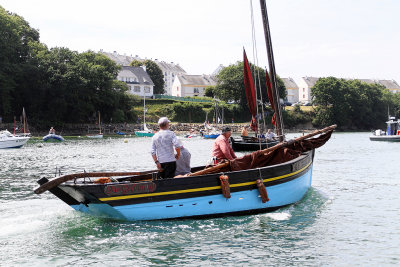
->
[259,0,284,142]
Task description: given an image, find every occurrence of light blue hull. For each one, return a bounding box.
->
[203,134,220,139]
[71,166,313,221]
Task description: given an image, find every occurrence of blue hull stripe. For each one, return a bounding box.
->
[71,166,313,221]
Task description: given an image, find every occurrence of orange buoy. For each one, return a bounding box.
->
[219,175,231,199]
[256,179,269,203]
[397,130,400,135]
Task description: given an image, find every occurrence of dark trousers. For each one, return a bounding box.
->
[160,161,176,179]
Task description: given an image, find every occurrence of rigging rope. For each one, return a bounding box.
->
[249,0,268,149]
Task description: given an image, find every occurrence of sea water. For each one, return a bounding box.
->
[0,133,399,266]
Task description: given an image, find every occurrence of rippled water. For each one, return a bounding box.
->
[1,133,399,266]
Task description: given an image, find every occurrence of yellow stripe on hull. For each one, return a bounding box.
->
[99,161,312,202]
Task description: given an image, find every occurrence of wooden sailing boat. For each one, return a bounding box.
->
[87,111,103,139]
[135,89,155,137]
[34,1,336,221]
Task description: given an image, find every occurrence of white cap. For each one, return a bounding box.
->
[158,117,171,125]
[176,137,183,148]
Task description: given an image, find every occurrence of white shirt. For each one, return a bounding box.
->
[151,129,179,163]
[266,131,276,140]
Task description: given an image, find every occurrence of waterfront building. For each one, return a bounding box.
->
[171,74,217,97]
[117,66,154,98]
[297,76,319,103]
[100,50,186,96]
[281,77,299,104]
[358,79,400,93]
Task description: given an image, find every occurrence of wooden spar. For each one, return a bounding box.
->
[34,170,157,194]
[188,124,337,177]
[259,0,284,142]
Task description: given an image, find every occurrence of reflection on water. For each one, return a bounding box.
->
[1,133,399,266]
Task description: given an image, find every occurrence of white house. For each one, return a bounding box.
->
[359,79,400,93]
[154,59,186,95]
[117,66,154,98]
[297,77,320,103]
[100,50,186,96]
[281,77,299,103]
[172,74,217,97]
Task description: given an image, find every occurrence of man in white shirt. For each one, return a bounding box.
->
[151,117,180,179]
[266,129,276,141]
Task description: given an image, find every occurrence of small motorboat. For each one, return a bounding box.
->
[0,130,30,149]
[370,116,400,142]
[43,134,65,142]
[86,134,104,139]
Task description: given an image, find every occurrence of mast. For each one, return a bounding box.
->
[259,0,284,142]
[98,111,102,134]
[22,107,26,135]
[143,89,146,129]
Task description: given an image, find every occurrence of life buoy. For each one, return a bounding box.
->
[397,130,400,135]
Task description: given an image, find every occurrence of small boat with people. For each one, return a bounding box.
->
[370,115,400,142]
[230,136,278,151]
[43,127,64,142]
[33,1,336,221]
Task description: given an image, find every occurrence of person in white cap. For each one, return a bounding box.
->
[175,138,191,176]
[151,117,180,178]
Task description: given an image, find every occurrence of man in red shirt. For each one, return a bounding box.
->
[211,127,237,164]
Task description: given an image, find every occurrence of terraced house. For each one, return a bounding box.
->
[171,74,217,97]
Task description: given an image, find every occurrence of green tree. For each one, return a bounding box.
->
[312,77,387,129]
[0,6,40,120]
[214,62,286,114]
[204,86,215,98]
[130,59,165,94]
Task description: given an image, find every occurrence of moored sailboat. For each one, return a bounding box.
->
[87,111,103,139]
[135,89,155,137]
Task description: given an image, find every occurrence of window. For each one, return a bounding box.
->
[177,87,179,91]
[303,94,305,98]
[134,86,141,92]
[194,88,199,93]
[144,86,150,93]
[303,88,305,92]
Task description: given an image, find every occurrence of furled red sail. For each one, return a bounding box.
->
[243,49,258,131]
[265,71,276,126]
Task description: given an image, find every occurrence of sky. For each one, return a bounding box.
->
[1,0,400,84]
